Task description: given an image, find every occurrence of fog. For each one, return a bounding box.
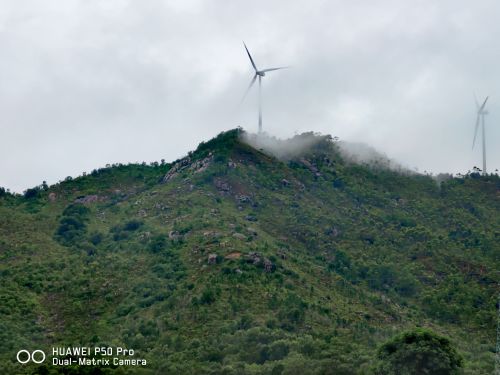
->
[242,131,409,174]
[336,141,409,173]
[241,131,329,160]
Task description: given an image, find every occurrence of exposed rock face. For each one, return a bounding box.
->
[163,158,192,183]
[162,154,214,183]
[247,252,260,265]
[281,179,291,187]
[207,253,218,264]
[203,231,221,238]
[225,252,242,260]
[327,227,340,237]
[300,158,321,177]
[48,192,57,202]
[74,195,102,204]
[169,231,182,240]
[246,227,258,236]
[191,155,213,174]
[153,202,168,211]
[232,233,246,240]
[236,195,251,204]
[277,248,287,259]
[214,179,231,193]
[263,258,275,272]
[139,232,151,240]
[243,252,275,272]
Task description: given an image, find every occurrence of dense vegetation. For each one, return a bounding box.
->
[0,128,498,374]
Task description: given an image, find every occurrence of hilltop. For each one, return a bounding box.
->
[0,128,499,374]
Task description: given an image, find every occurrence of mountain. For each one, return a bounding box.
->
[0,128,498,374]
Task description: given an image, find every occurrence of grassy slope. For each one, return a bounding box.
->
[0,129,499,374]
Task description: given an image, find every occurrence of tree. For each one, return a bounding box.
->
[374,328,463,375]
[23,186,40,199]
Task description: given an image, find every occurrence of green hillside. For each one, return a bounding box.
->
[0,128,498,374]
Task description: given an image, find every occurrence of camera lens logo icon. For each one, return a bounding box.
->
[16,350,46,364]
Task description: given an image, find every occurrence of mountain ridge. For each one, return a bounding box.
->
[0,128,499,374]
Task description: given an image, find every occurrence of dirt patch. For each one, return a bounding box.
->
[225,251,242,260]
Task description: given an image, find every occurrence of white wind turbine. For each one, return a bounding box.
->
[472,95,489,175]
[242,42,288,133]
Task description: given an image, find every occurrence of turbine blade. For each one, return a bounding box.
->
[243,42,257,72]
[260,66,290,73]
[472,113,481,149]
[474,93,479,109]
[241,74,257,103]
[480,96,489,111]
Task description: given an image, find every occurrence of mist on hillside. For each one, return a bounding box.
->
[241,130,411,173]
[336,141,411,173]
[241,131,330,160]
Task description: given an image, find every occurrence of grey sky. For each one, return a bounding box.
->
[1,0,499,193]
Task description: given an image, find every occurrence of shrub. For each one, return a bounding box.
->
[23,187,40,199]
[55,204,90,245]
[148,235,167,253]
[200,288,216,305]
[374,328,463,375]
[89,232,103,246]
[124,220,143,231]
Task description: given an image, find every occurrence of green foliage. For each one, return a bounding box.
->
[23,186,41,199]
[199,288,216,305]
[0,129,498,373]
[374,328,463,375]
[55,204,90,245]
[193,128,242,160]
[148,235,167,253]
[123,219,143,231]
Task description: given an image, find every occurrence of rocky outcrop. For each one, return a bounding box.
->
[246,251,262,265]
[326,226,341,237]
[236,194,251,204]
[246,227,258,236]
[300,158,321,177]
[214,179,231,193]
[207,253,218,264]
[244,252,275,272]
[169,231,182,240]
[74,195,103,204]
[191,155,213,174]
[163,158,191,183]
[232,233,246,240]
[162,154,214,183]
[263,258,275,272]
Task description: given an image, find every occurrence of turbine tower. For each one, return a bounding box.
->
[472,96,489,175]
[242,42,288,133]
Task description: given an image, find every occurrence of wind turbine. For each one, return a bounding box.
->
[472,95,489,175]
[242,42,288,133]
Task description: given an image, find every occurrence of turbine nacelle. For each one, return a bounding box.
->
[257,71,266,77]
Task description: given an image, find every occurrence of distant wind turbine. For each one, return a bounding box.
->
[242,42,288,133]
[472,95,489,175]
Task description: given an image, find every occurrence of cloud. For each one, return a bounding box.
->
[0,0,499,192]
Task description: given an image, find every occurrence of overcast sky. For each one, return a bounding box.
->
[1,0,499,192]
